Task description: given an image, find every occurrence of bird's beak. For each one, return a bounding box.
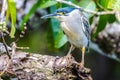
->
[41,13,58,19]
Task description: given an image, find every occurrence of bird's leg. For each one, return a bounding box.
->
[66,44,75,59]
[80,47,85,67]
[60,45,75,65]
[64,44,75,66]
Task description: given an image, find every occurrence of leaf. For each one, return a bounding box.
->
[94,15,109,37]
[78,0,96,18]
[7,0,16,38]
[40,0,57,8]
[20,0,41,30]
[71,0,80,4]
[108,14,116,23]
[99,0,109,9]
[50,6,61,38]
[49,6,68,48]
[6,8,9,23]
[49,6,63,48]
[108,0,120,10]
[98,0,120,10]
[51,18,60,38]
[107,0,120,22]
[55,29,67,48]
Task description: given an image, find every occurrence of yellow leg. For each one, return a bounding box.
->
[81,47,85,66]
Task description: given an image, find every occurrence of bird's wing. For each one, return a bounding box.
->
[81,15,90,48]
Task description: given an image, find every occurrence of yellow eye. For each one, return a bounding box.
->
[58,12,66,15]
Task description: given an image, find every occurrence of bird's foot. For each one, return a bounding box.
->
[59,53,73,67]
[79,62,84,68]
[65,53,73,64]
[53,54,73,73]
[66,53,72,61]
[74,62,91,75]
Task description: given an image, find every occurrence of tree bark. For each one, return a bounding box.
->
[0,51,92,80]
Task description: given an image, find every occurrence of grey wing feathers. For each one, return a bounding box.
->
[81,15,90,49]
[82,16,90,40]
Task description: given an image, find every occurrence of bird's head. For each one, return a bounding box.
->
[41,7,78,21]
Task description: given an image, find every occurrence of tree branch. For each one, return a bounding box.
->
[0,52,93,80]
[56,0,116,15]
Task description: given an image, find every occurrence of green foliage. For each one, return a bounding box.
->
[108,0,120,10]
[94,14,116,37]
[99,0,109,9]
[94,15,109,37]
[0,22,7,32]
[20,0,40,30]
[50,6,60,38]
[98,0,120,10]
[55,29,67,48]
[108,14,116,23]
[7,0,16,38]
[93,0,119,37]
[40,0,57,8]
[77,0,96,18]
[49,5,69,49]
[20,0,57,30]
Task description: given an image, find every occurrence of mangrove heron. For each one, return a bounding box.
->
[41,7,90,67]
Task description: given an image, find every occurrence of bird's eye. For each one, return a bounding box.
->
[57,12,66,15]
[63,12,66,14]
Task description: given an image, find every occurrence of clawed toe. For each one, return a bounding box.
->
[79,62,84,68]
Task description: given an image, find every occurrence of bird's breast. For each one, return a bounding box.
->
[60,22,88,48]
[60,22,76,38]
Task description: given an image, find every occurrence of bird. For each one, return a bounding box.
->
[41,7,90,67]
